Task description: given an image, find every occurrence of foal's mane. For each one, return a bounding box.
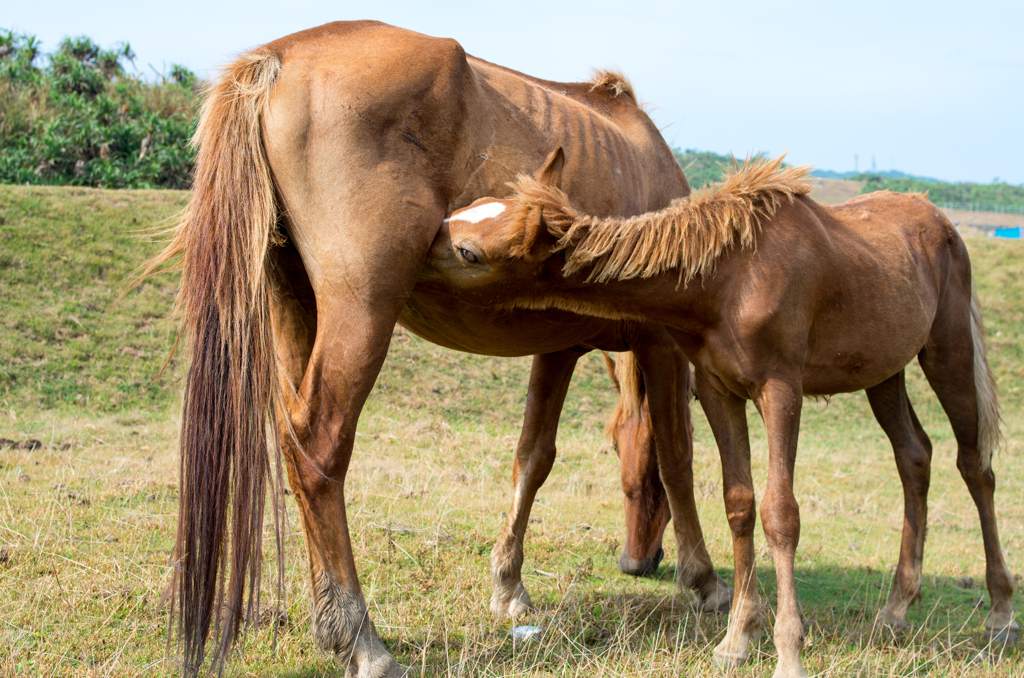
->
[504,156,813,283]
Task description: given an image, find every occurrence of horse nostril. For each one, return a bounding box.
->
[618,547,664,577]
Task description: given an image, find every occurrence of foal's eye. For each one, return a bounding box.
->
[458,248,478,264]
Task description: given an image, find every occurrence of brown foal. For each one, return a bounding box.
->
[424,151,1018,678]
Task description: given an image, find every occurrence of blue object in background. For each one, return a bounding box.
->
[993,227,1021,239]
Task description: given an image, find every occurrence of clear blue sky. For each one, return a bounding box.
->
[7,1,1023,184]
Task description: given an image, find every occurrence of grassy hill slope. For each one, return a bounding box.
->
[1,186,1022,676]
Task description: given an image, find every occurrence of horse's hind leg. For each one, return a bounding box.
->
[866,370,932,630]
[269,193,448,678]
[918,288,1018,643]
[490,349,580,618]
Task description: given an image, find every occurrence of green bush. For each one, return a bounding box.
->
[673,149,774,189]
[0,30,198,189]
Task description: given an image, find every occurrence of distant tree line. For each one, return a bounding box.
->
[0,30,198,189]
[677,149,1024,208]
[673,149,743,188]
[851,174,1024,207]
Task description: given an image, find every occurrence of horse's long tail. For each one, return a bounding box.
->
[970,284,1002,471]
[143,49,283,675]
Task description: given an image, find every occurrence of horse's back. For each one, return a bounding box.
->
[261,21,686,217]
[824,190,967,292]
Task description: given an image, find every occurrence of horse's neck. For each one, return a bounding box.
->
[530,266,707,331]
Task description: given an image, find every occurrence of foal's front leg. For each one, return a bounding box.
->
[696,370,762,666]
[755,377,808,678]
[490,350,580,618]
[632,342,733,613]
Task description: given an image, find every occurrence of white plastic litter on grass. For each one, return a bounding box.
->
[512,625,543,642]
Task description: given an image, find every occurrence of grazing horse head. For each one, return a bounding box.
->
[601,351,670,576]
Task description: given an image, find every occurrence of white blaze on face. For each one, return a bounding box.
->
[449,201,506,224]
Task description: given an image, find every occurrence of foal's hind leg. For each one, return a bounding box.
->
[490,350,579,618]
[866,371,933,630]
[918,296,1018,643]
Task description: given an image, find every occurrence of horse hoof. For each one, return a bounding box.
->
[712,639,749,668]
[988,625,1020,646]
[771,660,809,678]
[694,576,733,614]
[343,658,410,678]
[489,583,534,619]
[873,611,908,636]
[711,649,747,669]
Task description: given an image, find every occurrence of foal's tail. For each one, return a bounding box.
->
[970,285,1002,471]
[141,50,283,675]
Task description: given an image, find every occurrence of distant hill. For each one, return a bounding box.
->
[678,152,1024,209]
[811,168,941,183]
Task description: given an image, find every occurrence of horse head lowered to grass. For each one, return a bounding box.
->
[424,150,1018,678]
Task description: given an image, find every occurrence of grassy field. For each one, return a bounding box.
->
[0,185,1023,677]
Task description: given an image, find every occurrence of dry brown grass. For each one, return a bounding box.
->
[0,184,1022,676]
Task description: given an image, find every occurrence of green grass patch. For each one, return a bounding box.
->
[0,186,1022,676]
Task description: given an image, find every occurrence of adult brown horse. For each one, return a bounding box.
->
[145,20,731,677]
[424,153,1018,677]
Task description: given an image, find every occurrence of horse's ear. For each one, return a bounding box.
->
[535,147,565,189]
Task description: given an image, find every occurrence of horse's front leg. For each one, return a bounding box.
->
[695,370,761,666]
[632,339,732,613]
[490,350,580,618]
[753,376,808,678]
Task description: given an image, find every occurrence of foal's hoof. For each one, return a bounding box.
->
[712,636,752,668]
[873,610,909,636]
[343,658,411,678]
[490,582,535,619]
[711,648,747,669]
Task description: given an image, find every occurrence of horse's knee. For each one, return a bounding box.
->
[724,485,756,537]
[760,491,800,549]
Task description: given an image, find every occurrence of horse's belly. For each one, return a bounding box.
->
[398,293,615,357]
[801,312,932,394]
